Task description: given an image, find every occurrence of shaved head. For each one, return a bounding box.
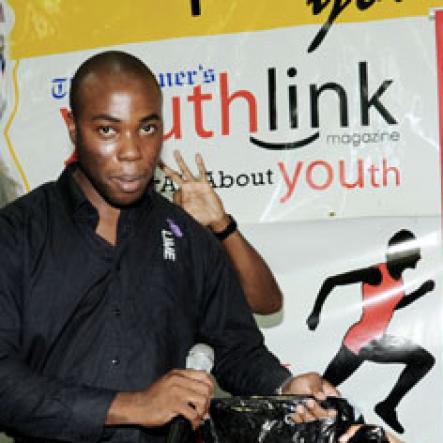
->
[69,50,160,118]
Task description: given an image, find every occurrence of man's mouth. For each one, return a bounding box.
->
[112,174,145,193]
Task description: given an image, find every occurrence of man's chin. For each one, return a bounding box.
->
[105,191,145,208]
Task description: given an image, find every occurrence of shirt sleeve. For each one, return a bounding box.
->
[0,211,116,442]
[196,229,292,395]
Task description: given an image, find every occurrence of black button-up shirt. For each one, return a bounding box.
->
[0,166,290,442]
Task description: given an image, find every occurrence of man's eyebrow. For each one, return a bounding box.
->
[140,113,162,123]
[91,114,121,122]
[90,113,162,123]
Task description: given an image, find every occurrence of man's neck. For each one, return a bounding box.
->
[72,168,120,245]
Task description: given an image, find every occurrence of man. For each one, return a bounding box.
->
[0,50,337,442]
[307,229,435,434]
[160,150,283,315]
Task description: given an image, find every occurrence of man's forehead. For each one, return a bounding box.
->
[79,67,154,89]
[76,69,161,105]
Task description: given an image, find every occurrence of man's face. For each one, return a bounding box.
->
[68,70,163,207]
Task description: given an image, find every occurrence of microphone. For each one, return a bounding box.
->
[166,343,214,443]
[186,343,214,373]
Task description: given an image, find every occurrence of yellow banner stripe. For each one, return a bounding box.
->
[7,0,443,59]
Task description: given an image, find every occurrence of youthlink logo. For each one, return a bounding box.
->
[251,61,396,150]
[156,60,401,203]
[162,61,397,150]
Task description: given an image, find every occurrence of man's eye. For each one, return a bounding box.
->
[98,126,114,135]
[141,124,156,135]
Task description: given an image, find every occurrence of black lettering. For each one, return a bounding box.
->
[190,0,201,16]
[357,0,376,10]
[206,171,218,188]
[236,174,250,187]
[307,0,351,53]
[268,67,277,130]
[391,131,400,141]
[380,131,390,143]
[359,61,397,125]
[307,0,402,52]
[219,170,234,188]
[362,132,371,143]
[251,172,265,186]
[288,67,298,129]
[160,176,177,193]
[342,134,351,144]
[310,82,348,128]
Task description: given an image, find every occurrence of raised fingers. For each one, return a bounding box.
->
[195,153,209,182]
[174,150,195,181]
[159,160,184,186]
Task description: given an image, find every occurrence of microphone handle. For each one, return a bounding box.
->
[166,415,194,443]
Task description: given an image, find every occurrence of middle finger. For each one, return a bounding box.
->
[174,150,195,181]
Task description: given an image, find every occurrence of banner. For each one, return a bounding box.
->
[3,18,441,222]
[0,2,442,441]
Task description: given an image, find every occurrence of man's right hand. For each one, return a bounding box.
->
[160,150,227,230]
[281,372,339,423]
[106,369,214,430]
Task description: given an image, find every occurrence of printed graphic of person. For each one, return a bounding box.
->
[306,229,435,434]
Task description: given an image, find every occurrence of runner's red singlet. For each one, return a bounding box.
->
[343,263,404,354]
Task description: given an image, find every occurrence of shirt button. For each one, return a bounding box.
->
[113,307,121,317]
[111,357,120,366]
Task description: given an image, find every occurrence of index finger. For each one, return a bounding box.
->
[174,150,196,181]
[159,160,184,186]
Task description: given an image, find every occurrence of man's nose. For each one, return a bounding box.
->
[117,131,142,161]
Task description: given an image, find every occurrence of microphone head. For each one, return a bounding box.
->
[186,343,214,373]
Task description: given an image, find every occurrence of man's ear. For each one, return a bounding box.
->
[65,111,77,146]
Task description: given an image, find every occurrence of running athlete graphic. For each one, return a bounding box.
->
[306,229,435,434]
